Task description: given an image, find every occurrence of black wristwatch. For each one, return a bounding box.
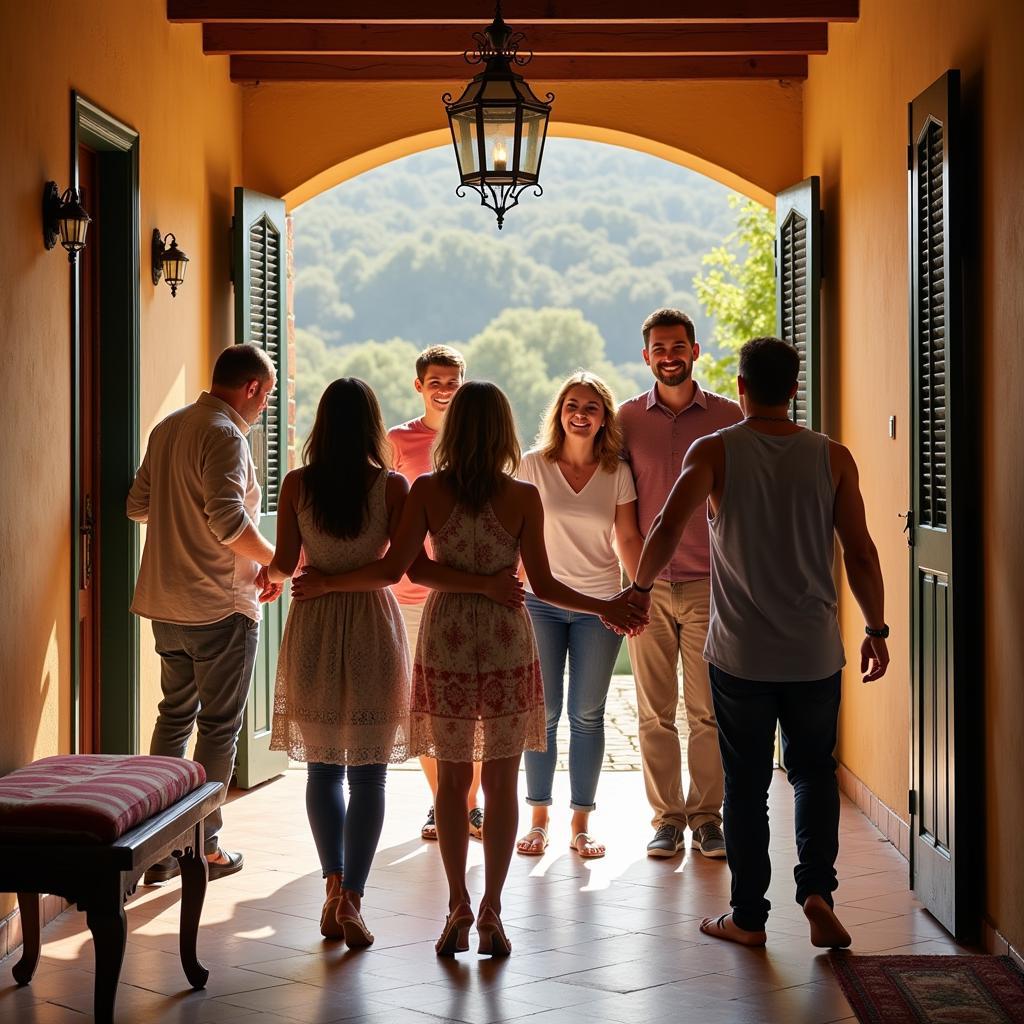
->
[865,624,890,638]
[631,580,654,594]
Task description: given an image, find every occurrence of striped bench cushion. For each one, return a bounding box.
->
[0,755,206,844]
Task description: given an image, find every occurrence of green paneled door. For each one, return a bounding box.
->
[232,187,290,789]
[907,70,976,940]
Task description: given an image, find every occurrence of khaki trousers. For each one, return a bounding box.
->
[627,578,723,831]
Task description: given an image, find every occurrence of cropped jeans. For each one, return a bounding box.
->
[523,593,623,813]
[305,762,387,896]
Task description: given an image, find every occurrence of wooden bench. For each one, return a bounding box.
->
[0,755,223,1023]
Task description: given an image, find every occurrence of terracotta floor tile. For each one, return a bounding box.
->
[0,767,973,1023]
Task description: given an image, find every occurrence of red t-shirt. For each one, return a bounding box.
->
[387,418,436,604]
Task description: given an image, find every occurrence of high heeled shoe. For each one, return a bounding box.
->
[319,872,345,940]
[476,906,512,957]
[337,895,374,948]
[435,904,474,957]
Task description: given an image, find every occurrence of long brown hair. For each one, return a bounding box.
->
[536,371,623,473]
[301,378,390,538]
[433,381,520,513]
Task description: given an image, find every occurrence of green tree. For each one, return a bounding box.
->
[692,195,775,399]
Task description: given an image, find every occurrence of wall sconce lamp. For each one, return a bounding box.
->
[152,230,190,297]
[42,182,91,262]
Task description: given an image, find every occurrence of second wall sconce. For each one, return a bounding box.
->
[152,230,189,297]
[43,182,91,262]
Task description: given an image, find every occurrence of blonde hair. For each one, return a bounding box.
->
[536,371,623,474]
[433,381,521,513]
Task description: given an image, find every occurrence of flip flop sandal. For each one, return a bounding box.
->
[570,832,606,859]
[468,806,484,840]
[421,806,437,841]
[515,825,549,856]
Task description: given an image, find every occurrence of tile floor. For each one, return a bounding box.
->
[0,768,973,1023]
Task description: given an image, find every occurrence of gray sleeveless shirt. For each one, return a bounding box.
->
[703,423,845,682]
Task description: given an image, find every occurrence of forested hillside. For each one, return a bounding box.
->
[292,140,756,445]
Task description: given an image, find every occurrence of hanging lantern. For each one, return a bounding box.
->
[444,3,553,229]
[152,230,190,297]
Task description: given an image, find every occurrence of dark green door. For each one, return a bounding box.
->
[233,187,290,788]
[908,70,977,939]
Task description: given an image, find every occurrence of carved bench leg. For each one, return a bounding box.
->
[176,821,210,989]
[11,892,41,984]
[86,903,127,1024]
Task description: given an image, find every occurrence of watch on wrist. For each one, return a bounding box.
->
[865,624,890,639]
[631,580,654,594]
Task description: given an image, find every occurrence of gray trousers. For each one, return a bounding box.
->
[151,613,260,851]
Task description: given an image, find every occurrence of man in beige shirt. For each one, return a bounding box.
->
[127,343,279,884]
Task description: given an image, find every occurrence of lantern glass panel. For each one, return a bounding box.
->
[451,109,480,178]
[165,254,188,287]
[520,108,547,178]
[59,214,89,251]
[482,108,517,176]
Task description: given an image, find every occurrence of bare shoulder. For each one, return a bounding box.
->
[689,432,725,463]
[280,468,303,501]
[386,470,411,499]
[507,476,541,507]
[827,439,856,478]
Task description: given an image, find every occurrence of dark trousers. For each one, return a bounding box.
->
[708,664,842,932]
[306,762,387,896]
[151,613,260,852]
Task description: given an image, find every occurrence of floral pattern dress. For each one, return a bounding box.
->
[410,502,545,762]
[270,471,411,766]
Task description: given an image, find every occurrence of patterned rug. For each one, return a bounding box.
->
[831,954,1024,1023]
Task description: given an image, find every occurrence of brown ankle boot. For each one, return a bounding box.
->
[320,872,345,939]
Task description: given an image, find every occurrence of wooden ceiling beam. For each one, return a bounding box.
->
[229,54,809,81]
[204,23,828,56]
[172,1,858,25]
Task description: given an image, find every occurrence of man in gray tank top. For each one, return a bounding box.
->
[625,337,889,950]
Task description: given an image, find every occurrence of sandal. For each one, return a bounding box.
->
[421,806,437,841]
[515,825,549,856]
[477,906,512,957]
[569,832,605,859]
[337,897,375,948]
[435,904,474,957]
[468,807,484,840]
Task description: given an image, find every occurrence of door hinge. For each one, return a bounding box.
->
[908,789,916,817]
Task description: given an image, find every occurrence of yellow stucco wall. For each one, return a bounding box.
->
[240,79,803,210]
[804,0,1024,951]
[0,2,241,917]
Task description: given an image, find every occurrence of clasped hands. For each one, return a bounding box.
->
[256,566,283,603]
[601,586,650,637]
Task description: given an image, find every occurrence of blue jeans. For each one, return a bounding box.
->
[708,665,842,931]
[305,762,387,896]
[523,593,623,812]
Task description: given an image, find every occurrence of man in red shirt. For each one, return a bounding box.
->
[619,309,742,859]
[388,346,483,841]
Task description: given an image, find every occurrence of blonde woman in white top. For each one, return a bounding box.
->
[516,372,644,858]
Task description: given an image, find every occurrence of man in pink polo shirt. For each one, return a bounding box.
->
[388,345,483,841]
[619,308,742,859]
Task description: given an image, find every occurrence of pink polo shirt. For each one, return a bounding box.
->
[387,417,436,604]
[619,382,742,582]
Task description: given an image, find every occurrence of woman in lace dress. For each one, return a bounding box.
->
[266,378,411,948]
[293,382,645,958]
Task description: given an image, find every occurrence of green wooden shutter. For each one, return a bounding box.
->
[908,69,977,940]
[775,177,822,429]
[232,187,289,789]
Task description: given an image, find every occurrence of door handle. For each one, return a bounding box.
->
[898,509,914,547]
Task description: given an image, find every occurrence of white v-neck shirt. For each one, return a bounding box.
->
[518,449,637,599]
